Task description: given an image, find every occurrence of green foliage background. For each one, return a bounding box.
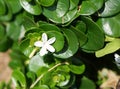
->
[0,0,120,89]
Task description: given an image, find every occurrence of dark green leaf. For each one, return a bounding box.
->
[43,3,77,24]
[20,0,42,15]
[70,26,87,47]
[38,0,55,7]
[97,13,120,37]
[39,23,61,32]
[0,24,5,40]
[79,76,96,89]
[99,0,120,17]
[54,29,79,59]
[0,36,13,52]
[81,16,104,52]
[69,0,79,10]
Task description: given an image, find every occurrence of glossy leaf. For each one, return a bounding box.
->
[97,14,120,37]
[96,39,120,57]
[43,4,77,24]
[56,0,69,17]
[29,54,49,73]
[38,0,55,7]
[20,0,42,15]
[69,0,79,10]
[81,16,104,52]
[12,70,26,88]
[79,76,96,89]
[99,0,120,17]
[54,29,79,59]
[79,0,104,15]
[70,26,87,47]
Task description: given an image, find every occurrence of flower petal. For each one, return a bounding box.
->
[47,37,56,44]
[34,41,43,47]
[46,44,55,52]
[40,47,48,56]
[42,33,47,42]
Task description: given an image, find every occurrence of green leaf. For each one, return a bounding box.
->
[0,36,13,52]
[56,0,69,17]
[6,0,22,14]
[46,31,64,52]
[32,85,49,89]
[70,26,87,47]
[38,0,55,7]
[81,16,104,52]
[29,55,49,73]
[20,39,34,57]
[39,23,61,32]
[43,2,77,24]
[0,24,5,40]
[20,0,42,15]
[75,21,86,33]
[0,0,12,21]
[97,13,120,37]
[54,29,79,59]
[79,0,104,15]
[12,70,26,88]
[6,22,21,41]
[79,76,96,89]
[23,13,37,30]
[68,64,85,74]
[99,0,120,17]
[96,39,120,57]
[0,0,6,15]
[69,0,79,10]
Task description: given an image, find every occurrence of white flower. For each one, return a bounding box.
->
[34,33,56,56]
[114,53,120,63]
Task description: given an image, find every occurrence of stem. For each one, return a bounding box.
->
[30,62,69,88]
[29,48,38,58]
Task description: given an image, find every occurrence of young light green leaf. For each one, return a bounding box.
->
[96,39,120,57]
[68,64,85,74]
[29,54,49,73]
